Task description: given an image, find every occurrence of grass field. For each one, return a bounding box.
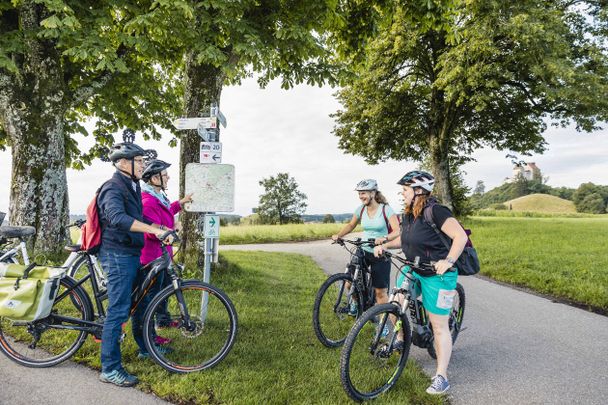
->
[58,251,442,405]
[466,216,608,310]
[220,223,361,245]
[502,193,576,213]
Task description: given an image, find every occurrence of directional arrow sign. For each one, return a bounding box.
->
[204,214,220,238]
[173,117,217,130]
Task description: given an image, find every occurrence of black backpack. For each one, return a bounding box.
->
[421,201,480,276]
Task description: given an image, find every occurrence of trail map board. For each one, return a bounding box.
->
[184,163,235,212]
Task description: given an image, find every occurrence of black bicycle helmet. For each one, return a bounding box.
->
[397,170,435,192]
[142,159,171,182]
[109,142,146,162]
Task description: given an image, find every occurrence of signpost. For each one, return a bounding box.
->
[199,142,222,163]
[175,103,231,322]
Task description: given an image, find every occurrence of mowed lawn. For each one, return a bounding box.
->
[69,251,443,405]
[466,216,608,310]
[220,223,361,245]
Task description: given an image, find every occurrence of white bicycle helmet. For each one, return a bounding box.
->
[397,170,435,193]
[355,179,378,191]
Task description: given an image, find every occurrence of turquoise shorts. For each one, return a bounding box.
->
[396,266,458,316]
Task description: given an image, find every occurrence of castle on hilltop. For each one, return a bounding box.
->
[504,162,540,183]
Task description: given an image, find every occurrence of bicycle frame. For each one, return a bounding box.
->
[48,244,196,339]
[0,239,29,264]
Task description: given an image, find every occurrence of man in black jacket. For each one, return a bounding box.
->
[97,141,172,387]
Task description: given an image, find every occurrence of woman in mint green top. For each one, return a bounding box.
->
[331,179,400,305]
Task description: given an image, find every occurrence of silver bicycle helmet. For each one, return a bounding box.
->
[355,179,378,191]
[397,170,435,193]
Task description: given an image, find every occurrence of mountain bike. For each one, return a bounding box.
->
[0,231,238,373]
[313,238,385,348]
[339,251,465,401]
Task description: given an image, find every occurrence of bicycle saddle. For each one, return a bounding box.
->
[64,244,82,253]
[0,226,36,238]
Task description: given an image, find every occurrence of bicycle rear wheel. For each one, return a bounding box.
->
[427,282,465,359]
[142,280,237,373]
[312,272,361,348]
[0,277,93,367]
[340,303,411,401]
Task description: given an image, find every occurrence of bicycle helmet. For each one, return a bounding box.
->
[355,179,378,191]
[397,170,435,193]
[109,142,146,162]
[142,159,171,188]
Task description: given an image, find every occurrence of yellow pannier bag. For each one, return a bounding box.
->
[0,263,66,321]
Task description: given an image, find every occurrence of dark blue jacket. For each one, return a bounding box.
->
[97,171,151,255]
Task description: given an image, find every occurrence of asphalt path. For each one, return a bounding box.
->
[221,238,608,405]
[0,353,168,405]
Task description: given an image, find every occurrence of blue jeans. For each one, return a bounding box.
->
[98,250,146,373]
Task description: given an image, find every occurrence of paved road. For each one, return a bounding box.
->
[222,239,608,405]
[0,354,168,405]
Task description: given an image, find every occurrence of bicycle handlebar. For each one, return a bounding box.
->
[158,230,180,245]
[68,219,86,228]
[333,237,376,247]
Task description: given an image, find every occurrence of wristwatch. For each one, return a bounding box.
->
[382,236,389,244]
[445,256,456,264]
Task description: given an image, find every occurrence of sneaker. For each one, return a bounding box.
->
[426,374,450,395]
[348,302,358,317]
[379,324,390,339]
[393,339,405,352]
[138,344,174,360]
[154,335,172,345]
[99,369,139,387]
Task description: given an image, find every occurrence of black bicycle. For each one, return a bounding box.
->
[313,238,387,348]
[0,231,238,373]
[340,252,465,401]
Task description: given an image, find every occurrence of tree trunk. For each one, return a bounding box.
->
[429,131,453,210]
[178,55,223,267]
[0,3,69,258]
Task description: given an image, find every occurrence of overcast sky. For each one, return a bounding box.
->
[1,77,607,217]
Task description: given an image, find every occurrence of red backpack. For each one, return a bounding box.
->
[81,180,124,254]
[80,188,104,254]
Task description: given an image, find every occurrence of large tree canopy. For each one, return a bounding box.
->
[0,0,181,255]
[152,0,342,261]
[330,0,608,209]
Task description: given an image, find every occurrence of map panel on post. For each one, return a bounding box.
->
[184,164,235,212]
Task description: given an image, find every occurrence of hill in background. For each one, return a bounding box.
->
[502,194,576,213]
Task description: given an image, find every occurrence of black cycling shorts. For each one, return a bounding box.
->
[363,251,391,289]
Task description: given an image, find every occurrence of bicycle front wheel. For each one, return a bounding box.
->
[312,272,361,348]
[340,303,412,401]
[142,280,237,373]
[0,276,93,367]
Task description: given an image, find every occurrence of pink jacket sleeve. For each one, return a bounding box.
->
[143,199,163,241]
[170,201,181,216]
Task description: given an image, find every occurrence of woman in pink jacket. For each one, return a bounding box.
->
[141,159,192,344]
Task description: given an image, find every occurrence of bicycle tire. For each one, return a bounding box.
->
[0,276,93,367]
[142,280,237,373]
[427,282,465,359]
[312,272,362,348]
[340,303,412,402]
